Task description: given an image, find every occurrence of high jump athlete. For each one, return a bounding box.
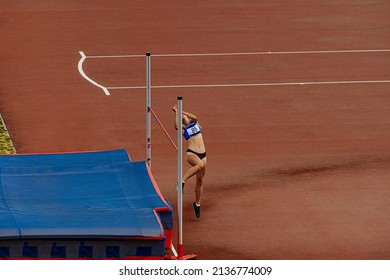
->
[172,105,206,219]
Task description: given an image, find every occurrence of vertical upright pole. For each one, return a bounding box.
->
[177,96,183,258]
[146,53,151,168]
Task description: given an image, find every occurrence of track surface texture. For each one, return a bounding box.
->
[1,1,390,259]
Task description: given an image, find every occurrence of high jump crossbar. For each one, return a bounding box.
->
[149,107,178,151]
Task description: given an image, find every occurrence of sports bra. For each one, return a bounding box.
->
[183,121,202,140]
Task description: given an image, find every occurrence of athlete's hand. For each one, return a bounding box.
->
[172,105,177,112]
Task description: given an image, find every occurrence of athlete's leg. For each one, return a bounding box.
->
[195,157,207,204]
[182,152,205,182]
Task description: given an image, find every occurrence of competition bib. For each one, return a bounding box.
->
[183,122,202,140]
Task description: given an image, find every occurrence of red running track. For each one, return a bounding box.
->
[1,1,390,259]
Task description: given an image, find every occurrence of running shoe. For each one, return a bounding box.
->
[193,202,200,219]
[176,182,185,192]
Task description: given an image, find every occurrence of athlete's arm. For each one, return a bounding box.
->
[183,111,198,122]
[172,105,178,130]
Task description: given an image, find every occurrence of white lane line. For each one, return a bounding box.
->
[85,49,390,58]
[152,49,390,57]
[86,54,145,59]
[78,51,110,95]
[105,79,390,90]
[78,49,390,94]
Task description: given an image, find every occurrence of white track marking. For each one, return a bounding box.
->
[78,49,390,94]
[78,51,110,95]
[85,48,390,58]
[86,54,145,59]
[106,79,390,90]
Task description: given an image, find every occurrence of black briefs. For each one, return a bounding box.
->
[187,149,207,160]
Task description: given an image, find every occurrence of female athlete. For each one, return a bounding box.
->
[173,105,206,218]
